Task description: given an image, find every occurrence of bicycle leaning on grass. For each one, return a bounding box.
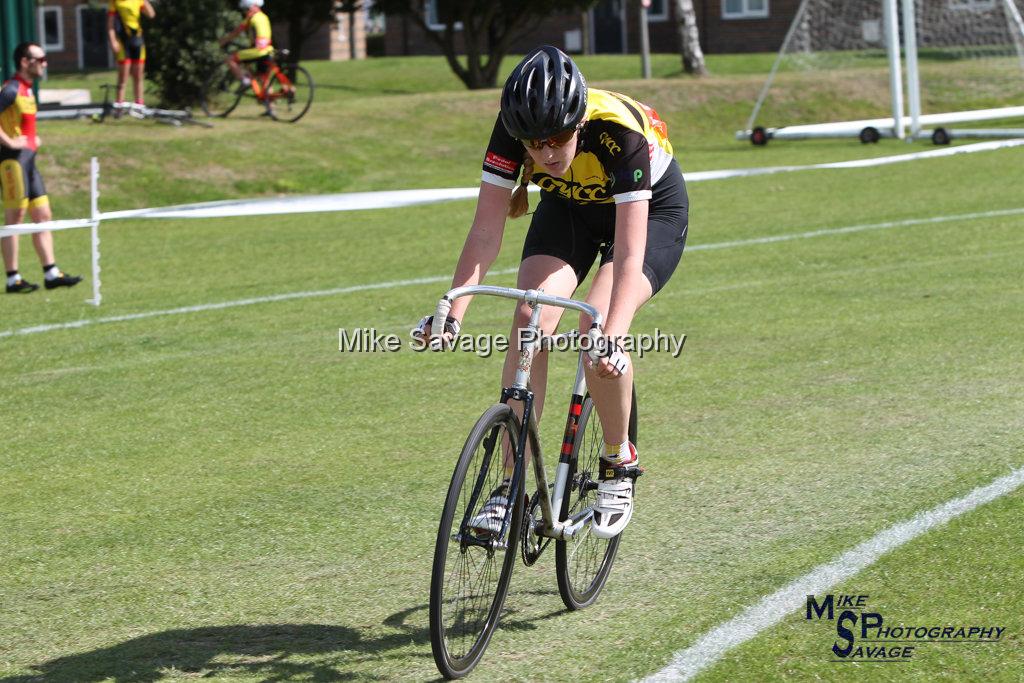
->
[200,47,313,123]
[426,285,639,679]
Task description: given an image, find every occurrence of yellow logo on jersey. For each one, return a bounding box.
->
[599,131,621,155]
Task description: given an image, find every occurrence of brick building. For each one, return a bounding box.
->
[383,0,800,57]
[29,1,367,73]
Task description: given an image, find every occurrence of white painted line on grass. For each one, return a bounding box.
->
[687,206,1024,252]
[641,465,1024,682]
[92,139,1024,221]
[0,268,511,339]
[3,205,1022,339]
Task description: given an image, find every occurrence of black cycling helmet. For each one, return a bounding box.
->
[500,46,588,140]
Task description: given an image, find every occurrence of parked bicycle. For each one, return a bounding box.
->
[200,48,313,123]
[426,285,639,679]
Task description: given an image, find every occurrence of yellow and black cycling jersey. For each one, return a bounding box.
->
[0,76,38,156]
[236,10,273,61]
[108,0,144,32]
[481,88,674,206]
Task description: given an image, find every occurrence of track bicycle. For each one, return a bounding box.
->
[200,48,314,123]
[427,285,639,679]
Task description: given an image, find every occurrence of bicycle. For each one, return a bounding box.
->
[200,48,313,123]
[427,285,639,679]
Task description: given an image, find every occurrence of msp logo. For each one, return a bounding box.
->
[806,594,1007,663]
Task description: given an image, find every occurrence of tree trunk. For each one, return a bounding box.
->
[676,0,708,76]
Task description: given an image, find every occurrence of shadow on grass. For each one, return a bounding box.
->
[1,621,424,683]
[3,592,566,683]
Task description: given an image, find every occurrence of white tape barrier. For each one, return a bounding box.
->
[0,217,95,238]
[2,140,1021,308]
[89,138,1024,221]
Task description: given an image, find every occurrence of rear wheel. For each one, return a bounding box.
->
[267,64,314,122]
[200,63,242,118]
[430,403,524,679]
[555,384,638,610]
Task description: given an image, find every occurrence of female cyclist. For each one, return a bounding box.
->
[417,46,688,539]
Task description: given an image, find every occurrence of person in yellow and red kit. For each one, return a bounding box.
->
[220,0,275,91]
[107,0,156,118]
[1,43,81,294]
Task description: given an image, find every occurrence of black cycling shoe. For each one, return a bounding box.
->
[43,272,82,289]
[6,278,39,293]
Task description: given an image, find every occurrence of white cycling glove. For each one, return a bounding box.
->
[586,334,630,374]
[413,314,461,348]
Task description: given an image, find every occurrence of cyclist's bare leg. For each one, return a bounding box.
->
[579,262,652,445]
[500,254,577,459]
[115,61,130,103]
[28,205,56,266]
[130,61,145,105]
[226,56,245,83]
[2,208,27,271]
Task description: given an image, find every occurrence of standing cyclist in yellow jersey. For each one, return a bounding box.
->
[107,0,156,118]
[416,46,688,539]
[1,43,81,294]
[220,0,274,90]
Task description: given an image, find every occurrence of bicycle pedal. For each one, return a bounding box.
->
[600,464,645,481]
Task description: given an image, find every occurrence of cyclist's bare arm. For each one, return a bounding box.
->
[446,181,513,322]
[142,0,155,19]
[604,200,649,338]
[219,22,246,47]
[106,13,120,53]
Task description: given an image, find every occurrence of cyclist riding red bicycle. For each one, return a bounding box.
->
[219,0,274,90]
[417,46,689,539]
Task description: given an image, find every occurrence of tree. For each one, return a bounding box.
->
[263,0,343,62]
[676,0,707,76]
[146,0,238,107]
[373,0,598,89]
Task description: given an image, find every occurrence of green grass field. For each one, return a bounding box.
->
[2,56,1022,681]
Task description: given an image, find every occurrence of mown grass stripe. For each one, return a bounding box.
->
[641,465,1024,682]
[3,206,1022,339]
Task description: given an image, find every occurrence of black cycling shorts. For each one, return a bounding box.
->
[521,158,688,295]
[0,149,48,211]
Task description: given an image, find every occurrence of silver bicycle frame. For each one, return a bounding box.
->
[435,285,603,541]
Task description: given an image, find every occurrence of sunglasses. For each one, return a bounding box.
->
[522,123,582,150]
[28,55,48,63]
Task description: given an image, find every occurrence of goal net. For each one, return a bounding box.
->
[739,0,1024,143]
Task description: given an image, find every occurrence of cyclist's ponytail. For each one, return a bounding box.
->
[508,154,534,219]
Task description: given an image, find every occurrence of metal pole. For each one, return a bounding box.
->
[640,3,652,79]
[88,158,102,306]
[883,0,905,140]
[902,0,922,139]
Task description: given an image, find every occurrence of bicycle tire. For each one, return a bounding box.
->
[430,403,524,679]
[200,63,243,118]
[555,384,638,610]
[267,64,314,123]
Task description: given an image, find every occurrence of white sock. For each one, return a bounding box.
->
[7,273,21,286]
[44,265,60,280]
[604,440,632,464]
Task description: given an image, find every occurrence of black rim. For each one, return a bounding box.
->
[430,404,522,678]
[555,385,636,610]
[268,65,314,123]
[200,64,241,118]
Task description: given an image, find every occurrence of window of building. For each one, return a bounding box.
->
[647,0,669,22]
[723,0,769,19]
[426,0,462,31]
[948,0,995,10]
[39,5,64,52]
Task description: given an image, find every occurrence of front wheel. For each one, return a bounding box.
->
[429,403,524,679]
[200,63,243,118]
[555,384,638,610]
[267,64,314,122]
